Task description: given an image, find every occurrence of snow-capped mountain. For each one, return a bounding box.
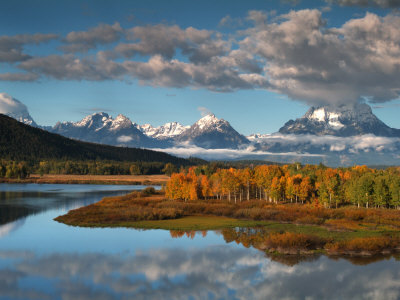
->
[139,122,189,139]
[49,113,249,149]
[176,114,249,149]
[0,93,37,127]
[51,112,157,147]
[279,103,400,137]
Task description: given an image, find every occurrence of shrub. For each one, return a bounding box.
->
[141,186,156,196]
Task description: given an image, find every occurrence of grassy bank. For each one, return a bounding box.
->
[0,174,169,185]
[55,188,400,257]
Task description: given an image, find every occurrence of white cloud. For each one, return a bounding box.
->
[151,144,324,160]
[117,135,133,143]
[241,10,400,106]
[197,106,212,117]
[250,133,400,153]
[0,93,29,116]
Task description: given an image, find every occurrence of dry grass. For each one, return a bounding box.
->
[1,174,169,185]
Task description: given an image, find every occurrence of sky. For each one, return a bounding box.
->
[1,0,400,135]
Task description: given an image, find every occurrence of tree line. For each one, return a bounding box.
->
[165,164,400,209]
[0,160,182,178]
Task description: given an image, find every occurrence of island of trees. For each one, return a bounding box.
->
[56,163,400,258]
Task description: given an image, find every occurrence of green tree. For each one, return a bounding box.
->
[374,174,390,208]
[389,175,400,209]
[359,173,374,208]
[129,164,142,175]
[162,163,177,176]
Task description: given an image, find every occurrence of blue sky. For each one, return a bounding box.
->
[1,0,400,135]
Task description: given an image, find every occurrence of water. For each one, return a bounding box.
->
[1,184,400,299]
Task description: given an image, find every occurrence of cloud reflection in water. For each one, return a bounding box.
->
[1,245,400,300]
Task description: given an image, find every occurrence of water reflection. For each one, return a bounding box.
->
[1,246,400,300]
[170,229,400,267]
[0,184,141,226]
[0,219,26,238]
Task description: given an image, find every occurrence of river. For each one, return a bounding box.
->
[0,183,400,299]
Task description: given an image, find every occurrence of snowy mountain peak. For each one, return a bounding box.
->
[110,114,134,130]
[50,111,158,147]
[139,121,189,139]
[177,113,249,149]
[306,107,344,130]
[279,103,400,137]
[76,112,112,128]
[194,114,229,131]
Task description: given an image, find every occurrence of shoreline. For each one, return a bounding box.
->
[0,174,169,186]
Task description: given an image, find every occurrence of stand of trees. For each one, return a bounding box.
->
[165,164,400,209]
[0,160,182,178]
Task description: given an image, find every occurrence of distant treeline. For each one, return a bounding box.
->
[165,164,400,209]
[0,160,197,178]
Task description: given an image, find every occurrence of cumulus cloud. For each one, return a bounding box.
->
[4,12,400,107]
[118,24,229,64]
[122,54,267,91]
[0,33,57,63]
[241,10,400,106]
[218,15,244,28]
[62,22,123,52]
[19,54,127,81]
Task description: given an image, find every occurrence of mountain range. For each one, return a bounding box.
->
[2,93,400,166]
[49,112,249,149]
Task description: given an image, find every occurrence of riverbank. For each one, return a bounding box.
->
[55,189,400,257]
[0,174,169,185]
